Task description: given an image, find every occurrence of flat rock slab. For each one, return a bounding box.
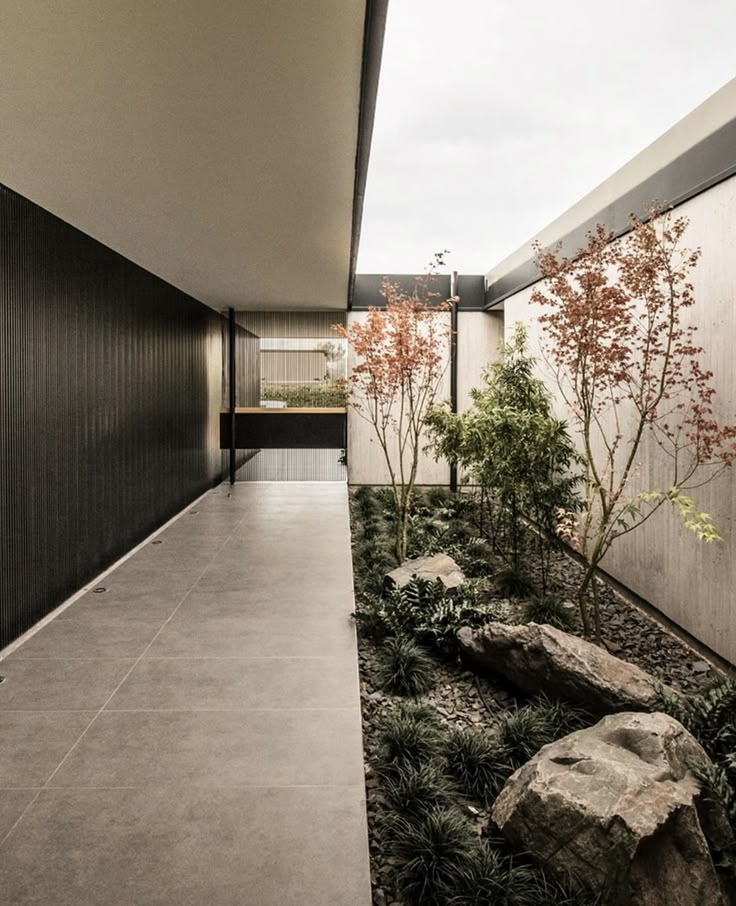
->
[492,711,732,906]
[385,553,465,591]
[457,621,671,714]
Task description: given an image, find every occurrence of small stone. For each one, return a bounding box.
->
[373,889,387,906]
[691,660,711,674]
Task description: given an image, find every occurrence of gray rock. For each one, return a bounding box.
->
[492,711,732,906]
[457,621,671,714]
[692,660,712,674]
[385,553,465,591]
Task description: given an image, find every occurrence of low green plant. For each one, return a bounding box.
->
[657,677,736,758]
[445,727,505,803]
[355,577,507,653]
[493,564,535,598]
[386,806,478,906]
[261,380,347,408]
[378,636,435,696]
[352,536,395,597]
[381,762,453,818]
[377,703,444,775]
[523,594,576,631]
[477,696,592,793]
[449,840,599,906]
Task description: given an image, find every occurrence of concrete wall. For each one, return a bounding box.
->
[457,311,504,412]
[500,173,736,664]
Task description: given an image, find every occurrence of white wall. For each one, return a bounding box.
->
[502,174,736,664]
[457,311,504,412]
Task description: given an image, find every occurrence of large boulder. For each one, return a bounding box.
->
[457,621,669,714]
[385,553,465,591]
[492,711,733,906]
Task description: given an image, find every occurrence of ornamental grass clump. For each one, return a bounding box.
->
[471,695,594,795]
[378,635,435,697]
[381,762,453,818]
[445,727,506,804]
[386,806,477,906]
[450,840,599,906]
[523,594,576,631]
[377,703,444,775]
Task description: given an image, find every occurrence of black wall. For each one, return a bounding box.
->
[0,184,225,649]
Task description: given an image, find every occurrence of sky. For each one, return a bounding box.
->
[356,0,736,276]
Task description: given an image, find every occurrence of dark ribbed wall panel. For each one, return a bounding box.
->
[0,184,224,649]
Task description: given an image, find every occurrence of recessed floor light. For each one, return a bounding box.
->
[152,540,163,545]
[92,586,107,594]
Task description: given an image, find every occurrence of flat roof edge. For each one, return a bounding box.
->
[485,77,736,308]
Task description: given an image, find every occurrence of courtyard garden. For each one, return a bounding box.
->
[343,215,736,905]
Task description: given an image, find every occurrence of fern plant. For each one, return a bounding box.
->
[656,678,736,873]
[355,577,509,653]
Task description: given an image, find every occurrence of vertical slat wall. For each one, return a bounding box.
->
[0,184,224,649]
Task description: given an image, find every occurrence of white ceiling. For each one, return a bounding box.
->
[0,1,368,310]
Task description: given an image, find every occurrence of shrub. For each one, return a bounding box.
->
[386,806,477,906]
[377,703,444,775]
[445,727,506,803]
[381,762,453,818]
[261,380,348,407]
[378,636,435,696]
[427,324,582,598]
[523,594,576,631]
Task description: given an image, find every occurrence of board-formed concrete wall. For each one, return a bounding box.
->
[495,167,736,665]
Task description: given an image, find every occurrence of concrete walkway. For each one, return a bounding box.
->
[0,483,370,905]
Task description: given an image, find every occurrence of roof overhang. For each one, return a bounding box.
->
[484,77,736,310]
[0,1,388,311]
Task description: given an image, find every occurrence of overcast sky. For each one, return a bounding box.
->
[356,0,736,276]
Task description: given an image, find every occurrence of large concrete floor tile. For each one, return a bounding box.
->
[8,615,165,659]
[0,789,37,841]
[50,708,364,788]
[193,566,348,594]
[0,786,370,906]
[145,614,355,658]
[104,562,204,591]
[0,712,93,787]
[173,588,351,620]
[58,586,186,622]
[0,659,134,710]
[106,656,357,711]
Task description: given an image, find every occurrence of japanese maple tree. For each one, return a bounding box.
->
[337,257,453,561]
[533,208,736,641]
